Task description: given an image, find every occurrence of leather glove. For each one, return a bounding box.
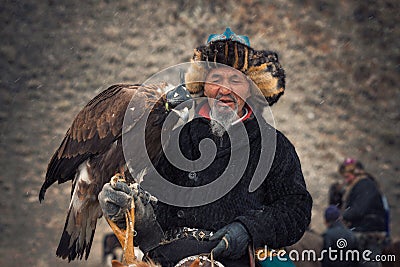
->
[209,222,250,259]
[98,181,164,252]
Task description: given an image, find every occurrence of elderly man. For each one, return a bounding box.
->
[99,28,312,266]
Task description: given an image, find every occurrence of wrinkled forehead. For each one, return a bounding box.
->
[205,66,248,80]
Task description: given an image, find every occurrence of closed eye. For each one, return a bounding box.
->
[207,74,222,83]
[230,78,245,84]
[208,77,220,83]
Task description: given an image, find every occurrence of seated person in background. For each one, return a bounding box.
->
[339,158,388,267]
[322,205,358,267]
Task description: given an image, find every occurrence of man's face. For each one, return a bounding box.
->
[204,66,250,117]
[343,172,356,185]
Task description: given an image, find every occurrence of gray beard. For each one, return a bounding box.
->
[209,104,239,138]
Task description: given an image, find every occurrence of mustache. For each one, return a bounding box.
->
[215,94,237,103]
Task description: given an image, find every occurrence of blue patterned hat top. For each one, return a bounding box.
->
[207,27,250,47]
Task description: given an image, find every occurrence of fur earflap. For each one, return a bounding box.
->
[247,50,285,105]
[184,49,208,95]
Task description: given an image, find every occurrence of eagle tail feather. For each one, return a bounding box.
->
[56,201,99,261]
[55,161,101,261]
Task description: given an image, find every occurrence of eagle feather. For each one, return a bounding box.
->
[39,83,183,261]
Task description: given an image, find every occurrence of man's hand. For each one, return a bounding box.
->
[98,181,132,225]
[98,181,164,252]
[99,181,158,224]
[210,222,250,259]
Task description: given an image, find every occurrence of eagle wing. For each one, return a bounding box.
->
[40,84,146,199]
[39,84,161,261]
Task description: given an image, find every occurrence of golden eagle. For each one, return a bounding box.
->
[39,82,191,261]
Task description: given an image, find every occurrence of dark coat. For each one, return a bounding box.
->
[322,221,359,267]
[343,177,386,232]
[145,104,312,266]
[151,103,312,250]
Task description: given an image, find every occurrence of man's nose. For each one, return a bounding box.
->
[217,81,232,95]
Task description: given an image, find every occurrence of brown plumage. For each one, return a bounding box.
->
[39,83,190,261]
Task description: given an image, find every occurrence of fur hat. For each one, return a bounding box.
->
[185,28,285,106]
[338,158,365,176]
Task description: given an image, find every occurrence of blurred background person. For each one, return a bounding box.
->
[322,205,359,267]
[339,158,389,267]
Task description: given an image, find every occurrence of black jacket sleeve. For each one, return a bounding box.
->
[342,178,376,222]
[236,132,312,248]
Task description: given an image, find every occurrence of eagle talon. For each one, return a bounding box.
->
[106,206,136,265]
[110,173,127,187]
[130,183,158,204]
[106,175,137,264]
